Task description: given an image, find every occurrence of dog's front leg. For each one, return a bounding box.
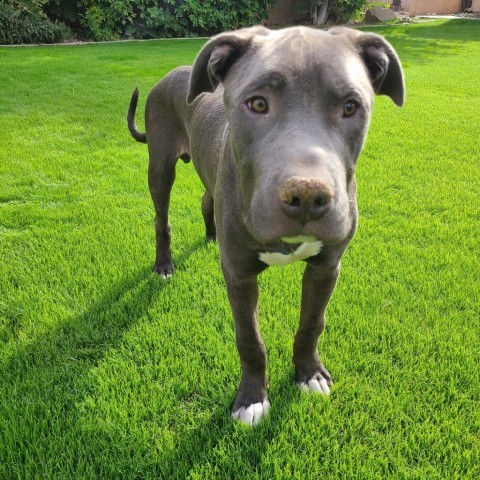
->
[293,261,341,395]
[222,267,270,426]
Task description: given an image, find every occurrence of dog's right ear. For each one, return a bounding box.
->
[329,27,405,107]
[187,26,270,104]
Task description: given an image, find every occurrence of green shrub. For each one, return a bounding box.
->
[179,0,268,36]
[82,4,119,41]
[131,1,189,39]
[42,0,272,41]
[81,0,136,41]
[328,0,368,23]
[85,0,271,39]
[0,3,73,45]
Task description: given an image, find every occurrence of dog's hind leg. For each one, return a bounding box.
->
[201,191,216,241]
[148,147,179,278]
[144,75,193,278]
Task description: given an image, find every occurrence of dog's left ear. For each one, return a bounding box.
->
[187,26,270,104]
[330,27,405,107]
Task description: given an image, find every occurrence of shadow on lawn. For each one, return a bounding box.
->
[155,373,301,478]
[368,19,480,65]
[395,19,480,42]
[1,233,303,476]
[0,238,207,473]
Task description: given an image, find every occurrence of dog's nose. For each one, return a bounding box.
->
[278,176,333,223]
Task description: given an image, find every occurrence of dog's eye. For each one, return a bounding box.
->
[247,96,269,114]
[343,101,359,118]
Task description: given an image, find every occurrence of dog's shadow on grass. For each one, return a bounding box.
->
[155,373,301,478]
[1,239,209,464]
[2,236,300,476]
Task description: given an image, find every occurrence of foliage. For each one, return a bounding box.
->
[2,1,368,43]
[179,0,268,35]
[0,2,73,44]
[43,0,85,28]
[4,0,49,16]
[311,0,368,24]
[40,0,272,41]
[329,0,368,22]
[2,0,272,43]
[128,0,191,39]
[81,0,135,41]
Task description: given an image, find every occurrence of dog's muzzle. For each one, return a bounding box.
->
[278,176,334,224]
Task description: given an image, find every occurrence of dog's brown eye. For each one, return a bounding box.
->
[247,97,269,114]
[343,101,359,117]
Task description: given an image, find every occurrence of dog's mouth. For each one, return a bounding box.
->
[245,210,352,247]
[281,235,318,244]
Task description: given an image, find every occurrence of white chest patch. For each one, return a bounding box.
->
[259,241,323,266]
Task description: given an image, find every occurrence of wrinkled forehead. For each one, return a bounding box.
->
[226,28,373,100]
[266,28,350,65]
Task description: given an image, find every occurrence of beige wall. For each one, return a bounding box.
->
[404,0,462,15]
[267,0,468,23]
[473,0,480,13]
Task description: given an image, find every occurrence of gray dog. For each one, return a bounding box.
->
[128,25,404,426]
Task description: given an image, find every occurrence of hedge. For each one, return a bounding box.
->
[0,3,73,45]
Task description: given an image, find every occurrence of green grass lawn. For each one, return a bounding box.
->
[1,20,479,478]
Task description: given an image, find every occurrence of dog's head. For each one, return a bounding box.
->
[188,26,404,245]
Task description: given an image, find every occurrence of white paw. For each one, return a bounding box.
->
[232,400,270,426]
[299,376,331,395]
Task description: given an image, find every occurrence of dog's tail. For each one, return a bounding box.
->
[127,88,147,143]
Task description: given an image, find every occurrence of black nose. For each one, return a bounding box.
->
[279,176,333,223]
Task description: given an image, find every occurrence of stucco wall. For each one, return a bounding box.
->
[473,0,480,13]
[403,0,462,15]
